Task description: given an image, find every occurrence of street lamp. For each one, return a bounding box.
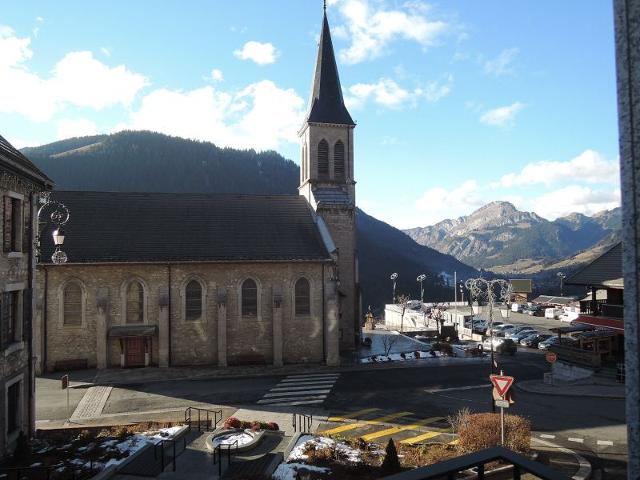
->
[416,274,426,304]
[465,277,513,412]
[458,282,465,304]
[557,272,566,297]
[37,192,70,264]
[390,273,398,303]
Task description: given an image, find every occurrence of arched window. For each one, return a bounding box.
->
[334,140,345,180]
[318,139,329,176]
[295,278,311,316]
[63,283,82,325]
[126,281,144,324]
[241,279,258,317]
[185,280,202,321]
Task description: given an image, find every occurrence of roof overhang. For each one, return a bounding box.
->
[109,325,158,337]
[572,315,624,333]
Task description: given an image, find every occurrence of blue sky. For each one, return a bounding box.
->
[0,1,621,228]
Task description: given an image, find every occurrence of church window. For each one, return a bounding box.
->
[126,281,144,324]
[185,280,202,321]
[318,139,329,176]
[295,278,311,316]
[241,279,258,317]
[334,140,345,180]
[63,282,82,326]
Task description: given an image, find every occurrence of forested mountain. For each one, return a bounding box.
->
[23,131,299,195]
[404,201,621,274]
[24,131,476,310]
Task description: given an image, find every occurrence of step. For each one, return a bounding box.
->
[223,453,283,480]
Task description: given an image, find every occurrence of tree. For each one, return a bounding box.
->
[396,294,411,333]
[381,438,401,474]
[381,332,399,356]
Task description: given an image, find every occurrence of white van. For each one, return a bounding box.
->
[545,307,563,319]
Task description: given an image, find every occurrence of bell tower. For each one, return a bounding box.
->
[299,5,359,351]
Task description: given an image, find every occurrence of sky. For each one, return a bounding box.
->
[0,0,621,229]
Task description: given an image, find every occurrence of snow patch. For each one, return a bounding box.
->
[288,435,361,463]
[212,432,254,448]
[272,462,330,480]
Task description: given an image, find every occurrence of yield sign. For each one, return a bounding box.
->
[490,375,514,397]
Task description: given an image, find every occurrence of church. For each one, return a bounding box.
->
[34,8,360,372]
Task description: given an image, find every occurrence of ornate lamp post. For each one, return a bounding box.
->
[390,272,398,303]
[416,274,426,304]
[37,192,70,264]
[465,277,513,411]
[557,272,566,297]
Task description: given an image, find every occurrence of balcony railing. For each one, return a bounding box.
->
[381,446,569,480]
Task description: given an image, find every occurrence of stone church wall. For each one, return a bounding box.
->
[36,261,328,371]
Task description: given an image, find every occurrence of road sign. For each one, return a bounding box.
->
[546,352,557,363]
[61,374,69,390]
[490,374,514,397]
[495,399,510,408]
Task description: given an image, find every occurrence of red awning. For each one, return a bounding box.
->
[574,315,624,332]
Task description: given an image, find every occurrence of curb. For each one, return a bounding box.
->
[533,437,591,480]
[516,381,625,399]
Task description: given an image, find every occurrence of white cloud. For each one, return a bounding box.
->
[119,80,305,151]
[0,28,149,122]
[414,179,485,225]
[57,118,98,139]
[483,47,519,76]
[530,186,621,220]
[479,102,525,127]
[234,41,278,65]
[210,69,224,81]
[496,149,620,188]
[345,75,452,109]
[332,0,449,64]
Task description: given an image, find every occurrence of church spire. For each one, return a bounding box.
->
[307,8,355,126]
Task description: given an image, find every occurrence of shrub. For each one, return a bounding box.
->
[223,417,241,429]
[113,426,130,441]
[250,421,261,432]
[381,439,401,474]
[458,413,530,454]
[267,422,279,431]
[400,352,406,359]
[414,350,421,359]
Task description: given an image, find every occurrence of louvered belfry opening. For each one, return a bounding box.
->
[318,139,329,177]
[334,140,345,180]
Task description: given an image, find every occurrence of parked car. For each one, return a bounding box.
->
[511,329,539,342]
[538,336,559,349]
[505,326,535,340]
[491,324,515,336]
[559,311,579,323]
[545,307,563,319]
[524,305,544,316]
[520,333,552,347]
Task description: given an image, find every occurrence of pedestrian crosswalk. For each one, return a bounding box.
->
[257,373,340,407]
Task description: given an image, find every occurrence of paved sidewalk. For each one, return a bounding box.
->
[517,378,625,399]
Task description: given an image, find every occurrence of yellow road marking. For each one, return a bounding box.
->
[400,431,443,445]
[327,408,381,423]
[448,439,460,445]
[320,411,413,435]
[360,417,445,441]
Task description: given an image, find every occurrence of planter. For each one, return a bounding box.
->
[206,428,265,453]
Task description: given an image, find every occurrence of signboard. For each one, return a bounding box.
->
[509,279,532,293]
[546,352,558,363]
[495,399,510,408]
[490,374,514,397]
[61,374,69,390]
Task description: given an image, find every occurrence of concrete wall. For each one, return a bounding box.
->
[614,0,640,476]
[35,261,337,372]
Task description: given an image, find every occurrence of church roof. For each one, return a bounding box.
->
[307,12,355,126]
[0,134,53,187]
[39,191,332,264]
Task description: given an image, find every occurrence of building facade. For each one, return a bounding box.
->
[0,135,53,456]
[35,9,359,372]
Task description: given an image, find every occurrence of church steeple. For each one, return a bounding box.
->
[307,10,354,126]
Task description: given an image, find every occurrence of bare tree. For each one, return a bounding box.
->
[381,332,399,356]
[396,294,411,333]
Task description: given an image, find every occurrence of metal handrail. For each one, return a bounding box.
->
[380,446,570,480]
[184,406,223,432]
[153,435,187,473]
[292,413,313,433]
[212,440,239,477]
